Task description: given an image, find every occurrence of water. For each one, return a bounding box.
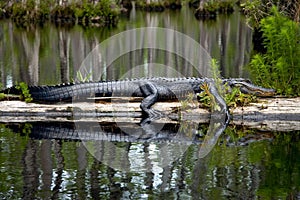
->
[1,122,300,199]
[1,6,299,200]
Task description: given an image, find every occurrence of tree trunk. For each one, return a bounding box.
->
[59,29,71,83]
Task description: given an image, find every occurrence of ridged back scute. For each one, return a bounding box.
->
[24,77,205,102]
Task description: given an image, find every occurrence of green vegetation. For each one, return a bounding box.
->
[135,0,182,12]
[0,83,4,100]
[198,59,222,111]
[15,82,33,103]
[198,82,256,110]
[241,0,300,28]
[224,87,257,108]
[198,59,257,110]
[0,0,121,27]
[135,1,165,12]
[0,83,33,102]
[73,71,92,82]
[58,0,120,26]
[180,92,196,111]
[198,83,213,109]
[191,0,236,20]
[248,7,300,96]
[240,0,267,28]
[8,0,50,25]
[0,92,5,101]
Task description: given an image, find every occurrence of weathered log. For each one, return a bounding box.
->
[231,97,300,132]
[0,97,299,131]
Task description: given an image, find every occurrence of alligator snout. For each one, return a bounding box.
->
[240,86,276,97]
[229,81,276,97]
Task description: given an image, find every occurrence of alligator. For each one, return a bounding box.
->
[2,77,275,121]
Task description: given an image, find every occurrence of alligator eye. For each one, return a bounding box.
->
[255,91,262,96]
[239,86,249,94]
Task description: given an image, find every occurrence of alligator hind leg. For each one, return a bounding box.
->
[139,82,163,118]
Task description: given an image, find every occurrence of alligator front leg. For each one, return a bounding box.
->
[139,82,163,118]
[198,81,231,158]
[207,81,231,125]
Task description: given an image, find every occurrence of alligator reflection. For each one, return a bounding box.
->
[6,121,273,145]
[28,121,201,143]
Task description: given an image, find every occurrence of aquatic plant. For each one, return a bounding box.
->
[192,0,236,20]
[7,0,50,26]
[51,4,76,24]
[248,7,300,96]
[1,1,121,27]
[15,82,33,103]
[76,0,120,26]
[135,0,183,12]
[135,0,165,12]
[52,1,120,26]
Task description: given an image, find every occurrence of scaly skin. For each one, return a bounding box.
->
[2,77,275,117]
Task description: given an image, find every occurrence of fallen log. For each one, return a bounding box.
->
[231,97,300,132]
[0,97,299,132]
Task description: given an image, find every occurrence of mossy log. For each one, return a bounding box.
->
[0,97,299,132]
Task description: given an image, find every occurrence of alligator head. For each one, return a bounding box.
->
[227,80,276,97]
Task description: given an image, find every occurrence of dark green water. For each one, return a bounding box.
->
[1,122,300,199]
[1,6,300,200]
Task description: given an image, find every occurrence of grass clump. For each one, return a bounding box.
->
[15,82,33,103]
[199,59,257,110]
[135,1,165,12]
[248,7,300,96]
[192,0,236,20]
[74,71,92,82]
[199,83,257,110]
